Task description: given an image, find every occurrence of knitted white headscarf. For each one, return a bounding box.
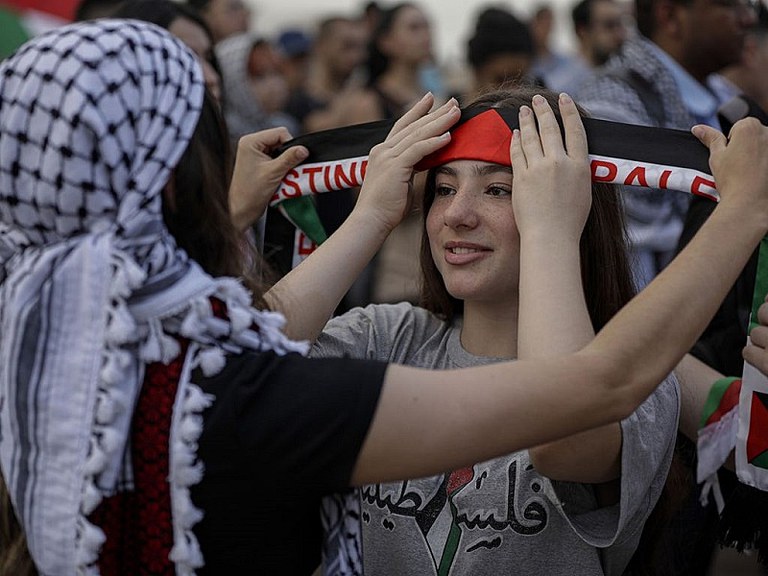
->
[0,20,306,575]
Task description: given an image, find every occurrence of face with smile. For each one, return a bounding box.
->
[426,160,519,306]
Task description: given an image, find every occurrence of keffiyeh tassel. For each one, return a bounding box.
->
[76,249,150,572]
[143,318,182,365]
[76,515,108,568]
[168,351,214,573]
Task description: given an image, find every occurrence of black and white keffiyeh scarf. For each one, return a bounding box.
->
[0,20,305,575]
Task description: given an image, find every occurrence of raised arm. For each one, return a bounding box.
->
[513,93,622,485]
[264,94,460,341]
[352,117,768,485]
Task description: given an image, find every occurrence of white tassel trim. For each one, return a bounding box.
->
[169,353,215,574]
[142,318,181,364]
[74,262,308,575]
[75,516,107,566]
[197,346,226,377]
[180,298,213,338]
[75,249,146,574]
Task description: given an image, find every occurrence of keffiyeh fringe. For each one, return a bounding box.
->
[74,250,308,574]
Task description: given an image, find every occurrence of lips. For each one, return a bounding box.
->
[444,241,491,265]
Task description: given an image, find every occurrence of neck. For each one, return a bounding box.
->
[459,299,519,358]
[654,36,709,84]
[579,43,597,68]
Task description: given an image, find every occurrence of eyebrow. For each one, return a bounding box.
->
[436,164,512,177]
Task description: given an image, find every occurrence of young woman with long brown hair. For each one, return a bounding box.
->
[269,88,710,575]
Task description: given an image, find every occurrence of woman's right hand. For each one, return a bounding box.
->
[693,118,768,224]
[354,93,460,233]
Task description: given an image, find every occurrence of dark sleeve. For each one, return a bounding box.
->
[675,195,758,376]
[195,350,386,493]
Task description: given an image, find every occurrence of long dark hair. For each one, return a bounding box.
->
[419,86,687,575]
[163,89,271,306]
[365,2,415,86]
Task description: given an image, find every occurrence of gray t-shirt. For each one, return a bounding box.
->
[313,302,679,576]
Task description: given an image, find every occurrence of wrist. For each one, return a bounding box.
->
[519,226,582,250]
[348,204,397,241]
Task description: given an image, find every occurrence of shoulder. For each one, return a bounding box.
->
[576,70,652,125]
[577,39,655,117]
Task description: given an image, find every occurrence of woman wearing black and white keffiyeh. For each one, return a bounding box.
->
[2,19,768,576]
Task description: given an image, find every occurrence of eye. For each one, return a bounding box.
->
[435,184,456,197]
[486,185,511,197]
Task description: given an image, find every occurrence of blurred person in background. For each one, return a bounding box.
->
[347,2,435,123]
[285,16,369,133]
[186,0,250,43]
[276,28,313,102]
[576,0,756,289]
[713,1,768,112]
[216,33,298,140]
[344,2,441,307]
[530,4,579,90]
[547,0,630,93]
[464,6,539,100]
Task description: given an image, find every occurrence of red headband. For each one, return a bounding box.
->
[416,109,512,171]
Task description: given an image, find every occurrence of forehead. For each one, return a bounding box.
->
[591,0,622,17]
[436,160,512,176]
[392,6,428,27]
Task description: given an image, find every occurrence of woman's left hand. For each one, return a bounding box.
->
[510,93,592,243]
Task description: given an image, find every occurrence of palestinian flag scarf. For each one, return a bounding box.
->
[265,106,716,272]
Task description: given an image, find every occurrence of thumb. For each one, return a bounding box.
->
[691,124,727,153]
[274,145,309,172]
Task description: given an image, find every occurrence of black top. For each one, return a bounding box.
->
[191,351,386,575]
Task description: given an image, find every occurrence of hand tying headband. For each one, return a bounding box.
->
[272,106,717,209]
[266,104,717,270]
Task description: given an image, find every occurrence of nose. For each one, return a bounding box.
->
[443,189,479,230]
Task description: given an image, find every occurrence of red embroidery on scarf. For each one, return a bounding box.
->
[89,340,188,576]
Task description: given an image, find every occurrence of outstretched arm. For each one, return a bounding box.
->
[352,118,768,485]
[514,93,622,485]
[264,94,460,341]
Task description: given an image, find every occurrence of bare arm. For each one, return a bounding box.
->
[675,353,723,441]
[265,95,460,341]
[515,94,621,484]
[351,118,768,486]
